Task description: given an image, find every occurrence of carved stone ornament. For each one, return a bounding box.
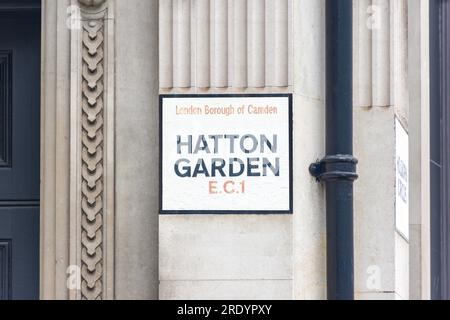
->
[80,18,105,300]
[78,0,106,7]
[70,0,114,300]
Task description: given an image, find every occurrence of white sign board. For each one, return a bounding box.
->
[160,94,292,214]
[395,118,409,240]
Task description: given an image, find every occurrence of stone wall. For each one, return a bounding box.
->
[39,0,430,300]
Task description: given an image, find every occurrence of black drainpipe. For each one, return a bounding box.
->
[309,0,357,300]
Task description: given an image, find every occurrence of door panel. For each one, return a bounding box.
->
[0,12,40,201]
[0,5,41,300]
[0,207,39,299]
[0,239,12,299]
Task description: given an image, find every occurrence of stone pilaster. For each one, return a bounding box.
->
[69,0,115,300]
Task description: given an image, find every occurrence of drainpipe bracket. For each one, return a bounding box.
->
[309,154,358,182]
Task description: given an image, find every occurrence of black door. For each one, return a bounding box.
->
[0,3,41,300]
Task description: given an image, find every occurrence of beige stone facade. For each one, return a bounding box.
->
[34,0,431,300]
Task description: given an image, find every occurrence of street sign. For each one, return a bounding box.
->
[395,118,409,240]
[160,94,292,214]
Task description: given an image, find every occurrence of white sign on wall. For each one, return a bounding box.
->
[160,94,292,214]
[395,118,409,240]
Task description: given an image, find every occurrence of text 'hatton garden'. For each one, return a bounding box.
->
[174,134,280,178]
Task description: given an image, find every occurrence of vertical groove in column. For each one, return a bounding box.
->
[287,0,293,86]
[372,0,390,107]
[273,0,289,86]
[211,0,228,87]
[232,0,247,87]
[400,0,408,108]
[265,0,275,86]
[227,0,234,87]
[390,0,399,106]
[55,0,70,299]
[247,0,265,87]
[354,0,373,107]
[41,0,57,300]
[390,0,409,111]
[173,0,191,88]
[402,0,409,115]
[190,0,196,86]
[159,0,173,88]
[265,0,289,87]
[195,0,210,87]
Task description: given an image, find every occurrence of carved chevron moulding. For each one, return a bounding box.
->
[80,18,105,301]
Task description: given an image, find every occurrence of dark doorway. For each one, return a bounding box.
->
[0,0,41,300]
[430,0,450,300]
